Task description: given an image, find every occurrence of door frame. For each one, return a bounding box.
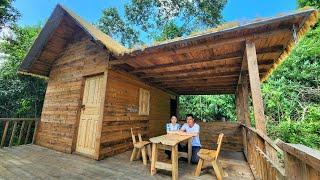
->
[72,69,109,160]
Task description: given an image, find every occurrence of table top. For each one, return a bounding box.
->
[149,133,193,146]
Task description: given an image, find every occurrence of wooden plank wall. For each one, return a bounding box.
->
[177,121,243,152]
[35,36,108,153]
[99,70,171,159]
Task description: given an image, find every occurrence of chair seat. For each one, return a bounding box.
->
[198,149,217,161]
[133,141,151,148]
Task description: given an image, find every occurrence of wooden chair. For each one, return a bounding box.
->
[195,133,225,180]
[130,128,152,165]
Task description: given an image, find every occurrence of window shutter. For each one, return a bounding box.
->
[139,88,150,115]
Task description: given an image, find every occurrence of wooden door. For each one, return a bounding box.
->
[76,75,104,156]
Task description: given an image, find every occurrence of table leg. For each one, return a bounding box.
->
[188,138,192,164]
[151,143,158,175]
[171,145,178,180]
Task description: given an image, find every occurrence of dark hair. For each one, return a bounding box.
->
[186,114,194,119]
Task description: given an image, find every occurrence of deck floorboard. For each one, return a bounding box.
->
[0,145,254,179]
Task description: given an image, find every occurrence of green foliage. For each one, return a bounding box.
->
[179,95,236,121]
[263,5,320,149]
[154,21,185,42]
[268,120,320,149]
[0,0,20,28]
[98,0,226,47]
[298,0,320,9]
[0,25,46,118]
[98,7,140,48]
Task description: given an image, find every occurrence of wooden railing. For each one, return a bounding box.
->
[0,118,39,148]
[241,124,285,180]
[277,141,320,180]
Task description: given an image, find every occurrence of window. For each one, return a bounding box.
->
[139,88,150,115]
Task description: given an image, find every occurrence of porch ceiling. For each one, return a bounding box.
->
[110,9,318,95]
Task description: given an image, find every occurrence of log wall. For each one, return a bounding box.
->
[99,70,172,159]
[35,36,108,153]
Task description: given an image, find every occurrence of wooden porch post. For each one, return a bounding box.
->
[245,41,266,134]
[241,75,251,127]
[237,74,251,126]
[176,95,180,120]
[236,86,244,124]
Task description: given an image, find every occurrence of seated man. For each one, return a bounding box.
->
[179,114,201,164]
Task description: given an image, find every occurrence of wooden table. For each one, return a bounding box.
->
[149,133,193,180]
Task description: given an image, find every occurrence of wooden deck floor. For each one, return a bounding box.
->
[0,145,254,179]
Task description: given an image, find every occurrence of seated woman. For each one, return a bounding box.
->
[166,115,180,133]
[165,116,180,158]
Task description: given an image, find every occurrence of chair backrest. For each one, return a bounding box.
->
[215,133,224,158]
[130,128,143,144]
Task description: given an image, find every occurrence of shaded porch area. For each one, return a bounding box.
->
[0,145,254,179]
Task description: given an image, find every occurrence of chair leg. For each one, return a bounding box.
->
[212,160,224,180]
[147,144,152,161]
[194,158,204,176]
[141,146,148,165]
[136,148,141,160]
[130,147,138,161]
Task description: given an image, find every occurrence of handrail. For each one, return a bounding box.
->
[277,141,320,175]
[240,123,283,154]
[255,146,285,179]
[240,123,285,179]
[0,118,40,121]
[0,118,39,148]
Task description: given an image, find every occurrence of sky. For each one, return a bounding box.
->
[13,0,297,26]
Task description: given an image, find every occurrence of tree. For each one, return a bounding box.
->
[0,25,46,118]
[0,0,20,29]
[298,0,320,9]
[98,0,227,47]
[262,0,320,149]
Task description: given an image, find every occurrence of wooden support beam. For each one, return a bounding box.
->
[127,46,281,73]
[177,90,235,95]
[139,64,271,79]
[149,74,240,83]
[112,28,290,65]
[241,76,251,127]
[130,54,242,73]
[245,41,267,134]
[236,85,245,124]
[237,50,251,126]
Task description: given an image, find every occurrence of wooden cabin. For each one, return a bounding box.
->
[15,5,319,179]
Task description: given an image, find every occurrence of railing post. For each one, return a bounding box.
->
[1,121,10,148]
[32,120,39,144]
[9,121,18,147]
[18,120,26,145]
[25,121,32,144]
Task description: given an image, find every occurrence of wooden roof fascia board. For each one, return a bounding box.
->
[19,4,128,78]
[116,9,315,60]
[18,6,66,75]
[261,10,319,82]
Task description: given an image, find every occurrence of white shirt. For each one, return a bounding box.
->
[180,123,201,147]
[166,123,180,133]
